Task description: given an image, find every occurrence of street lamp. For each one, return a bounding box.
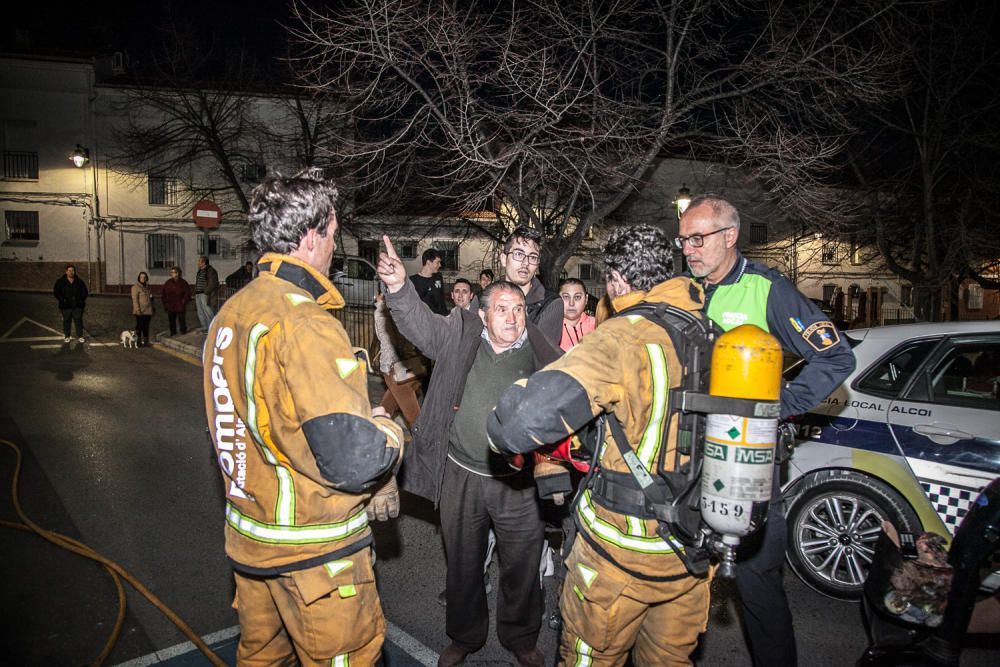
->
[674,185,692,219]
[69,145,90,168]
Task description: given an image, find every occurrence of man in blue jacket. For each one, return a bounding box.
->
[678,194,856,667]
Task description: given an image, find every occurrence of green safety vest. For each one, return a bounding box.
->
[705,273,772,333]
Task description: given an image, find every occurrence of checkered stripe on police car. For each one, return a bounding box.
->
[920,481,977,535]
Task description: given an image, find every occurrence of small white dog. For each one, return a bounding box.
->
[120,330,138,348]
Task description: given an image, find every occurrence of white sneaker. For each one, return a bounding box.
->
[77,337,86,343]
[63,337,71,343]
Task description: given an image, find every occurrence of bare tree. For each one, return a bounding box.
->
[107,18,336,223]
[288,0,905,285]
[846,1,1000,321]
[107,18,269,217]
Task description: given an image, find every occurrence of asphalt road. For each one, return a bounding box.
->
[0,290,994,666]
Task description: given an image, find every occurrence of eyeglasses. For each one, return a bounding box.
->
[674,227,733,249]
[507,249,540,265]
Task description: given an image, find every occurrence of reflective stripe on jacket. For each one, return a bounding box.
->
[490,277,707,579]
[203,253,403,574]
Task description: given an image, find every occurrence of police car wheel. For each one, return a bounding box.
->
[786,473,920,600]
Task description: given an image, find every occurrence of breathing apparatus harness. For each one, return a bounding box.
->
[569,302,781,578]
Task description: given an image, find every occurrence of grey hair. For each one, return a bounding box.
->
[603,225,675,291]
[478,280,525,311]
[248,167,339,254]
[684,194,741,233]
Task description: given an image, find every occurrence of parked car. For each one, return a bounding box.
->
[781,320,1000,598]
[329,255,379,306]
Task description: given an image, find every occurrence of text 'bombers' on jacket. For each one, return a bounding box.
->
[203,253,404,576]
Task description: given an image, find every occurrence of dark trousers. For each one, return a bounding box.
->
[134,315,152,343]
[168,311,188,335]
[439,458,545,654]
[60,308,84,337]
[735,499,797,667]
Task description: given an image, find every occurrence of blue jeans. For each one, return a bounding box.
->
[195,293,215,330]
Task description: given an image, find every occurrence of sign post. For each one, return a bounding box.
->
[192,199,222,261]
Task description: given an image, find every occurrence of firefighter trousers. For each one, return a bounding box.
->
[557,537,711,666]
[233,547,385,666]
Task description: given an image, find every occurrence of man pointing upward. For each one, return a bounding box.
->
[378,236,559,667]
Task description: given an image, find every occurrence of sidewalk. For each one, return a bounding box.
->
[155,329,208,361]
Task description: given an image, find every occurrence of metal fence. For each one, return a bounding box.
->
[219,276,379,365]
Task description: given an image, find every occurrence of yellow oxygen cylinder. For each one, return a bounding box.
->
[700,325,783,552]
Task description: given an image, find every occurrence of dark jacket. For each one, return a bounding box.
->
[53,275,88,310]
[225,266,254,291]
[196,265,220,301]
[161,277,192,313]
[698,251,856,418]
[386,280,561,504]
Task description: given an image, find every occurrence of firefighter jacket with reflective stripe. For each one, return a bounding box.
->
[698,251,856,418]
[204,253,404,575]
[489,277,706,579]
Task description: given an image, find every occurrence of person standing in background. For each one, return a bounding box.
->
[53,264,88,343]
[557,278,596,352]
[131,271,154,347]
[478,269,494,294]
[451,278,474,311]
[410,249,448,315]
[194,255,219,329]
[226,261,255,291]
[161,266,192,336]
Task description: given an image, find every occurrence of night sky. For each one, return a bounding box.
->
[5,0,295,65]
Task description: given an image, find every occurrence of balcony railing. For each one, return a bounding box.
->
[3,151,39,180]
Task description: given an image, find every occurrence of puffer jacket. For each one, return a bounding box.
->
[131,282,153,316]
[203,253,404,575]
[489,277,707,579]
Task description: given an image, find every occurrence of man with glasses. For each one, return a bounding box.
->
[471,227,563,347]
[678,194,856,667]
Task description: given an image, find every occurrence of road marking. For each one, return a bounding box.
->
[0,316,64,341]
[110,625,240,667]
[386,621,438,666]
[109,621,438,667]
[7,336,65,343]
[29,342,119,349]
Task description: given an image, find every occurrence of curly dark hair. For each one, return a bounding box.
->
[603,225,674,291]
[248,168,339,254]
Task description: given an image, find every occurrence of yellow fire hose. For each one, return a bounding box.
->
[0,438,227,667]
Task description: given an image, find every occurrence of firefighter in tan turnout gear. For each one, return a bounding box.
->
[488,225,712,666]
[203,169,404,666]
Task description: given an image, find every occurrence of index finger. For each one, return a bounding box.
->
[382,235,400,260]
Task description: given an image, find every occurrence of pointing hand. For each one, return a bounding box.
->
[376,235,407,294]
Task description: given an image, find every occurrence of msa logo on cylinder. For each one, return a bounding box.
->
[734,447,773,465]
[706,442,727,460]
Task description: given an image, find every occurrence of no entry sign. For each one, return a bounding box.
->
[192,199,222,229]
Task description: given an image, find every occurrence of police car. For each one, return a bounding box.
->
[781,320,1000,598]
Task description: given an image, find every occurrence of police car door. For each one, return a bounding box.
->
[888,333,1000,535]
